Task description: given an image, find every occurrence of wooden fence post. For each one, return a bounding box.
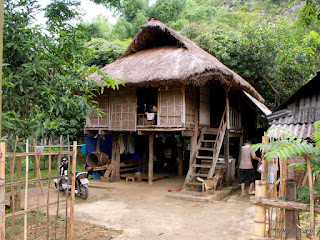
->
[253,180,267,237]
[0,142,5,240]
[285,179,299,240]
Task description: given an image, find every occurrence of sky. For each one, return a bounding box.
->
[36,0,119,26]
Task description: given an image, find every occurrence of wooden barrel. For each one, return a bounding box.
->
[86,152,109,168]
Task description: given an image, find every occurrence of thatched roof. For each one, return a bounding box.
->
[90,18,265,103]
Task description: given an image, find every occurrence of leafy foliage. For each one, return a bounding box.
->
[251,121,320,204]
[2,0,120,140]
[86,38,131,68]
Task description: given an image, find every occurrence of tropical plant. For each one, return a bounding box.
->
[252,121,320,238]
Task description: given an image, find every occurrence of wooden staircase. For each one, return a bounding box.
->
[183,111,227,190]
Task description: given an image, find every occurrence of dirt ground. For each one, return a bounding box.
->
[75,176,254,240]
[6,176,255,240]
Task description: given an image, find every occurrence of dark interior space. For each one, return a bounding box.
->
[210,80,226,127]
[137,87,158,114]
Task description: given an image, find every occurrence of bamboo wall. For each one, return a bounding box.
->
[87,93,109,127]
[109,89,137,131]
[158,87,184,126]
[185,86,197,127]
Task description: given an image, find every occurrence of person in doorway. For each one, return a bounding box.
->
[145,105,158,124]
[239,140,261,196]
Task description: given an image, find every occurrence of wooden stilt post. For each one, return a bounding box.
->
[178,136,183,177]
[225,88,230,186]
[115,135,120,182]
[238,134,243,183]
[285,179,299,240]
[224,130,230,186]
[148,134,154,185]
[111,134,119,181]
[253,180,267,237]
[0,142,5,240]
[95,136,100,152]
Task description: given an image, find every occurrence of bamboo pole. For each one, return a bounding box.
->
[16,156,21,210]
[65,136,70,239]
[0,0,4,138]
[69,141,77,240]
[306,156,315,239]
[10,136,18,237]
[24,140,29,240]
[32,139,45,195]
[46,138,52,240]
[253,180,268,238]
[34,138,43,239]
[55,136,63,239]
[0,142,6,240]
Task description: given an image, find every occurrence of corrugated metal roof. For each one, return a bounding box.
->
[243,91,271,116]
[268,123,315,139]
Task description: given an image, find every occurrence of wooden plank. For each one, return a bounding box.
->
[250,197,320,213]
[148,135,154,185]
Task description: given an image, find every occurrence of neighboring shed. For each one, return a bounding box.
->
[86,18,271,190]
[267,72,320,139]
[267,72,320,179]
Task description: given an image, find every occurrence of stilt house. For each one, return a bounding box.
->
[85,18,271,189]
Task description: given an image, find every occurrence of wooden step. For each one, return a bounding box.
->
[192,164,211,168]
[199,147,214,151]
[201,140,216,143]
[190,173,208,177]
[196,156,213,160]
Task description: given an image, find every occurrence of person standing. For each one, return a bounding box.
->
[239,140,261,196]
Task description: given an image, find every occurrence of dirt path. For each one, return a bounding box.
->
[5,176,254,239]
[74,176,254,240]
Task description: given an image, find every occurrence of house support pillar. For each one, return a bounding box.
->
[190,107,199,168]
[225,88,230,186]
[112,134,120,182]
[148,134,154,185]
[178,136,183,176]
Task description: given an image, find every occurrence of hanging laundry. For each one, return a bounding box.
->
[147,113,155,120]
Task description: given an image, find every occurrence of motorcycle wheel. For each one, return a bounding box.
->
[79,186,89,200]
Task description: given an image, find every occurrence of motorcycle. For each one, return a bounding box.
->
[53,155,89,200]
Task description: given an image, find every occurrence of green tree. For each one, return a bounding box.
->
[86,38,131,67]
[81,15,113,41]
[150,0,186,24]
[2,0,119,139]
